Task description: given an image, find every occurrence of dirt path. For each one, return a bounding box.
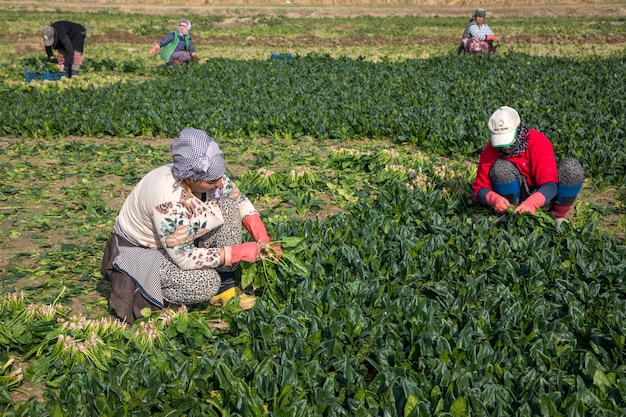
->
[2,1,626,18]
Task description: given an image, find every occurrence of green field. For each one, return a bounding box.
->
[1,8,626,416]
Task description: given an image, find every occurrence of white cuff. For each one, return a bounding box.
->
[223,246,232,267]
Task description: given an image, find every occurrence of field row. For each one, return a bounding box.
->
[3,54,625,187]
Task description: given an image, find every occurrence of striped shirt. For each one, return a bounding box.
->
[468,23,495,41]
[158,32,196,54]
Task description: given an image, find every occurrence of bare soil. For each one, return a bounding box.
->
[87,31,625,48]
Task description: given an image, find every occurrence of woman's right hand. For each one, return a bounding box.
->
[485,191,511,214]
[229,242,261,264]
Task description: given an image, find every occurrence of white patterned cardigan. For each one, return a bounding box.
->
[112,164,258,306]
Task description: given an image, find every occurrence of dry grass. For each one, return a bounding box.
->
[2,0,625,18]
[28,0,620,4]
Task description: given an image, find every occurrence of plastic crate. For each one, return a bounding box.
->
[270,52,293,61]
[25,67,66,83]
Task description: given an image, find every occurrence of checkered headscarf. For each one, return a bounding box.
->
[171,128,226,187]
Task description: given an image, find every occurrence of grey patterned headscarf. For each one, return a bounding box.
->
[171,128,226,188]
[473,9,486,19]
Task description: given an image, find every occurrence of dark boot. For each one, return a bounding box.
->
[216,271,237,294]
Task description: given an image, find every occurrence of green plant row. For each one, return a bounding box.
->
[1,184,626,415]
[2,53,624,186]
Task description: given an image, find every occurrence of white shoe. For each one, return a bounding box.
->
[556,218,569,233]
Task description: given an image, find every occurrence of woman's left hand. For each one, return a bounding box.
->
[260,243,282,262]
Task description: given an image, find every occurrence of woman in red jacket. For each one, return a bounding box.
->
[472,106,584,229]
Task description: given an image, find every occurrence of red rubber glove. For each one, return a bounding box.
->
[485,191,512,214]
[243,214,271,244]
[225,242,260,266]
[514,192,546,215]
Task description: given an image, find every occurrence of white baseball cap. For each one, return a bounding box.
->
[489,106,520,148]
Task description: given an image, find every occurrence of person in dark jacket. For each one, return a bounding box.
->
[42,21,86,77]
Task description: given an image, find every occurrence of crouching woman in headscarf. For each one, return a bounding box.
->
[101,127,279,323]
[148,18,198,66]
[472,106,585,231]
[458,8,501,54]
